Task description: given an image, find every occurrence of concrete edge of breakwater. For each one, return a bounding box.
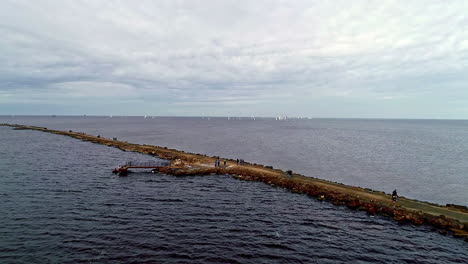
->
[2,123,467,241]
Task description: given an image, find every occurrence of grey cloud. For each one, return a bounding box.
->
[1,0,468,117]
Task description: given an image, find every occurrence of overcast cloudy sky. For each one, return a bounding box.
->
[1,0,468,118]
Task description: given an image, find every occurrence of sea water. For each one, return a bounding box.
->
[0,126,467,263]
[2,116,467,205]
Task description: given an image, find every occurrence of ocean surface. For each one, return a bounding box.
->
[1,116,467,205]
[0,125,467,263]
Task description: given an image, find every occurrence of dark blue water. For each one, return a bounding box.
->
[1,116,467,205]
[1,125,468,263]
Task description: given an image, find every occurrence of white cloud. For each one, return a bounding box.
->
[51,81,137,98]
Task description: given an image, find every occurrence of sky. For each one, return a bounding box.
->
[1,0,468,118]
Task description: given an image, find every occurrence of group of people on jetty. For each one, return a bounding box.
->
[213,157,246,168]
[214,158,225,168]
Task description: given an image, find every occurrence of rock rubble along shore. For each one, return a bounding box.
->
[2,123,467,241]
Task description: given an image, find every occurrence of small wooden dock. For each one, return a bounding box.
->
[112,160,170,175]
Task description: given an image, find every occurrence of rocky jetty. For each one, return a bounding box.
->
[2,123,467,241]
[164,166,467,240]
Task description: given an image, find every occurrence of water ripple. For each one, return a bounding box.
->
[0,127,467,263]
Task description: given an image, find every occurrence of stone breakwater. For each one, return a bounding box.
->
[2,123,468,241]
[158,166,468,240]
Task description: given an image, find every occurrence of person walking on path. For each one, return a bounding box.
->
[392,189,398,202]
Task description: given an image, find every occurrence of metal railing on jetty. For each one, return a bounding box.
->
[112,160,170,175]
[120,160,170,168]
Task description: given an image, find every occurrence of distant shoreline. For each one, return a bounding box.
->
[1,123,467,241]
[1,115,468,121]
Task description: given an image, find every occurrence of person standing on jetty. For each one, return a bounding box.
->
[392,189,398,202]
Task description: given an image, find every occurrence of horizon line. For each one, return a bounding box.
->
[1,115,467,121]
